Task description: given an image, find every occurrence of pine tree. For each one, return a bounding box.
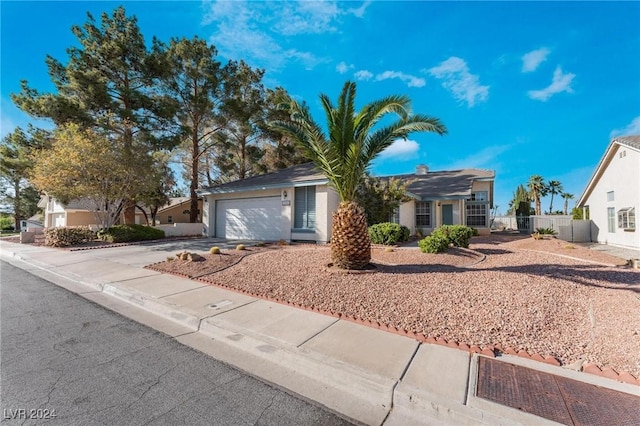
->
[12,6,180,224]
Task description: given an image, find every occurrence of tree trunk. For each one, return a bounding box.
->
[330,201,371,270]
[190,131,199,223]
[13,179,21,232]
[123,200,136,225]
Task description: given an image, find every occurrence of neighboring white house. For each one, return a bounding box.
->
[577,135,639,250]
[197,163,495,243]
[20,214,44,231]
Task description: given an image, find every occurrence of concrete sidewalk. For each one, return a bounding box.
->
[1,240,638,425]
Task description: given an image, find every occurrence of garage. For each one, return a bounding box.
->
[52,213,65,228]
[215,197,282,240]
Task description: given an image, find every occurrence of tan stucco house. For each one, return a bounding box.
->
[577,135,639,250]
[154,197,203,225]
[39,196,110,228]
[197,163,495,243]
[39,196,200,228]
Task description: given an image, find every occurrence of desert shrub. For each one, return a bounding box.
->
[209,247,221,254]
[433,225,474,248]
[417,225,474,253]
[418,233,449,253]
[97,224,164,243]
[535,227,557,235]
[236,244,246,251]
[45,226,95,247]
[368,222,411,245]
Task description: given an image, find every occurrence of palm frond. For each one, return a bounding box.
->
[268,81,446,202]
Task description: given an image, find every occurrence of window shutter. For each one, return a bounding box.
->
[294,187,305,228]
[306,186,316,227]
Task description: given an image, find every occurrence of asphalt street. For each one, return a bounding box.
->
[0,261,353,426]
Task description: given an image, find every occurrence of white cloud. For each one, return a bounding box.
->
[527,66,575,101]
[275,1,340,35]
[610,116,640,137]
[336,61,353,74]
[375,71,425,88]
[521,48,550,73]
[427,57,489,107]
[446,144,512,171]
[354,69,373,81]
[203,0,366,70]
[347,1,372,18]
[379,139,420,160]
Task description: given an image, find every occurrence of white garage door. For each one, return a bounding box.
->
[52,213,66,228]
[216,197,281,240]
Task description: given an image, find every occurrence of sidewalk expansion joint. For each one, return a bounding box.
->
[381,342,421,426]
[201,299,260,319]
[157,284,210,299]
[196,299,260,330]
[173,330,198,339]
[296,318,340,348]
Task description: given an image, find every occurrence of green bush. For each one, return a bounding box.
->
[368,222,411,245]
[418,233,449,253]
[417,225,475,253]
[0,216,15,230]
[535,227,557,235]
[97,224,164,243]
[437,225,474,248]
[45,227,95,247]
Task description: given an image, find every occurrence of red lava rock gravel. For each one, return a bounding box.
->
[148,236,640,379]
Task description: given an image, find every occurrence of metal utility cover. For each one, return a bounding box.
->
[476,357,640,426]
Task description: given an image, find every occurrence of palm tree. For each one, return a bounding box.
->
[547,180,563,214]
[271,81,446,269]
[561,192,574,215]
[527,175,548,216]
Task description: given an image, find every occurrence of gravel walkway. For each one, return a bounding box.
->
[184,237,640,378]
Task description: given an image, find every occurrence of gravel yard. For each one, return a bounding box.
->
[147,235,640,378]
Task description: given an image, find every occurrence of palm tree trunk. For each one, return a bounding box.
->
[330,201,371,269]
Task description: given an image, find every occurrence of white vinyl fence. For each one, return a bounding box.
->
[153,223,203,237]
[491,215,593,243]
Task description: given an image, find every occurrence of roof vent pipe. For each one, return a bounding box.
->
[416,164,429,175]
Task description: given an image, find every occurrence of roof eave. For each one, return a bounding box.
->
[577,140,619,207]
[197,179,329,196]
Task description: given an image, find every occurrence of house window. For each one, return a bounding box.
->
[607,208,615,233]
[467,191,488,202]
[389,207,400,224]
[415,201,431,227]
[167,215,173,224]
[618,207,635,230]
[294,186,316,229]
[466,191,489,227]
[466,204,487,227]
[607,191,614,202]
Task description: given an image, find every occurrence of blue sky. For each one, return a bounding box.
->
[2,1,640,214]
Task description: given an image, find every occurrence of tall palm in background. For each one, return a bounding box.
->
[561,192,574,215]
[527,175,548,216]
[547,180,563,214]
[271,81,446,269]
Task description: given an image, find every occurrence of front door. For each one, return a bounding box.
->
[442,204,453,225]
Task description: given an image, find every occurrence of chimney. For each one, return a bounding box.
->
[416,164,429,175]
